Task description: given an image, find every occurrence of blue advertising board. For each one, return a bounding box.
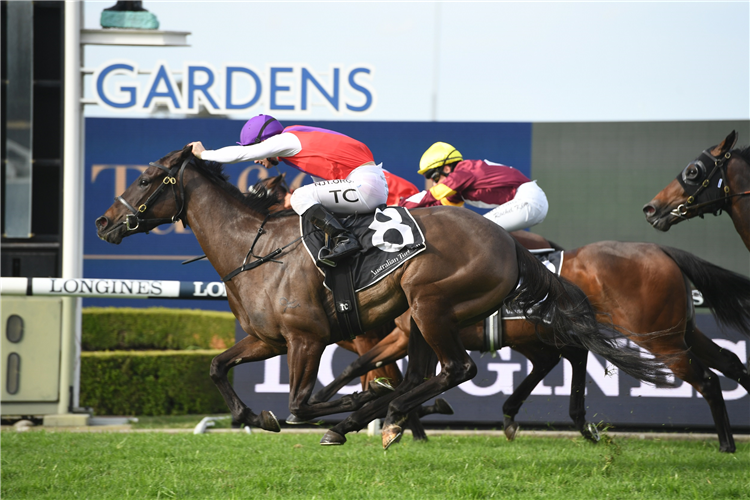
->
[84,117,532,310]
[232,313,749,431]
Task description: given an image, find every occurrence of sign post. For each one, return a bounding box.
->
[37,3,191,426]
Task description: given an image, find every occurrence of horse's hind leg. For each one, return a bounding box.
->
[563,347,599,442]
[286,337,398,423]
[210,336,282,432]
[322,379,454,444]
[686,326,750,393]
[501,345,561,441]
[320,343,438,445]
[382,317,476,449]
[404,396,456,441]
[308,329,408,405]
[668,350,736,453]
[405,410,428,441]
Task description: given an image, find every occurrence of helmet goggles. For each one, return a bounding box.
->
[418,142,463,178]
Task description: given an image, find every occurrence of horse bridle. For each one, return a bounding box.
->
[115,158,190,231]
[116,158,308,281]
[671,149,748,219]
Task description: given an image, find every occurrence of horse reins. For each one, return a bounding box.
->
[671,150,750,219]
[115,159,190,231]
[221,214,306,282]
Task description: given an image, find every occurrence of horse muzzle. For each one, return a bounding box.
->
[642,202,679,232]
[95,215,127,245]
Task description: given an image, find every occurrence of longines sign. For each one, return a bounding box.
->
[0,278,227,300]
[93,60,376,115]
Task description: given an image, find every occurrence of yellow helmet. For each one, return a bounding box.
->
[417,142,463,175]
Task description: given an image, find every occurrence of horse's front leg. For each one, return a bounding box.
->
[210,335,283,432]
[308,329,407,405]
[286,337,392,422]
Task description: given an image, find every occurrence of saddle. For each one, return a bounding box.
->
[301,206,426,341]
[483,246,564,353]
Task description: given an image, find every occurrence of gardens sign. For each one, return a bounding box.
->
[92,60,375,115]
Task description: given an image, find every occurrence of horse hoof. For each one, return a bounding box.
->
[320,430,347,446]
[719,444,736,453]
[434,398,454,415]
[382,425,403,450]
[504,421,519,441]
[260,410,281,432]
[285,414,315,425]
[584,422,600,443]
[412,432,428,442]
[369,379,395,396]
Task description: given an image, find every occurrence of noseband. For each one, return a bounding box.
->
[115,158,190,231]
[671,149,735,219]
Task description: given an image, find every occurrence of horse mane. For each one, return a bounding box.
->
[157,149,295,218]
[732,145,750,166]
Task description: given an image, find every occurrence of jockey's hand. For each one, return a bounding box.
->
[254,157,280,169]
[188,141,206,159]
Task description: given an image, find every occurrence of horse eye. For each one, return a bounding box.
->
[685,165,699,180]
[139,178,150,187]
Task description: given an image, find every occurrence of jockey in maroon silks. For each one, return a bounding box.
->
[189,115,418,267]
[400,142,549,232]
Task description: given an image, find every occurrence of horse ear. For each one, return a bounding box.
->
[724,130,738,151]
[269,173,287,192]
[714,131,738,155]
[180,144,193,159]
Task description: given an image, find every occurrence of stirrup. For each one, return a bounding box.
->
[316,248,337,268]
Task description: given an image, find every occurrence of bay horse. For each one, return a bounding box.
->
[259,173,455,439]
[95,147,666,449]
[308,241,750,453]
[643,130,750,251]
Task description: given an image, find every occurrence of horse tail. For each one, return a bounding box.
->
[659,245,750,336]
[510,238,666,384]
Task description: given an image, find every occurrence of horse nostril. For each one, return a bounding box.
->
[96,216,109,229]
[642,204,656,217]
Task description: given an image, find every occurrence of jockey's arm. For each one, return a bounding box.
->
[190,133,302,164]
[399,190,442,208]
[426,183,465,207]
[399,172,469,208]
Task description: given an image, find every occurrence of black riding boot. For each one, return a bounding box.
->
[303,204,362,267]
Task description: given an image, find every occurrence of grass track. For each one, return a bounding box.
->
[2,431,748,500]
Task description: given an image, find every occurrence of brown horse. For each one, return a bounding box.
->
[259,173,455,439]
[309,241,750,453]
[643,130,750,251]
[95,148,666,449]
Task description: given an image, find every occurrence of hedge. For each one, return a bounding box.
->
[82,307,236,351]
[80,350,230,416]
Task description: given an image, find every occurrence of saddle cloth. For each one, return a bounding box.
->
[300,206,426,292]
[483,249,564,352]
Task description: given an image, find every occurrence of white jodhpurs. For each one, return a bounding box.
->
[290,164,389,215]
[483,180,548,232]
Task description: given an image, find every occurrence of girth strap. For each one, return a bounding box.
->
[327,260,365,341]
[483,310,502,354]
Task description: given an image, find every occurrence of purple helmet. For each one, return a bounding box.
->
[237,114,284,145]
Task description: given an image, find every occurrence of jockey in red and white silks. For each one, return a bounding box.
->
[400,142,548,232]
[189,115,418,266]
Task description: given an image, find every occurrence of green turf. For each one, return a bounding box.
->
[131,414,235,430]
[2,431,748,500]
